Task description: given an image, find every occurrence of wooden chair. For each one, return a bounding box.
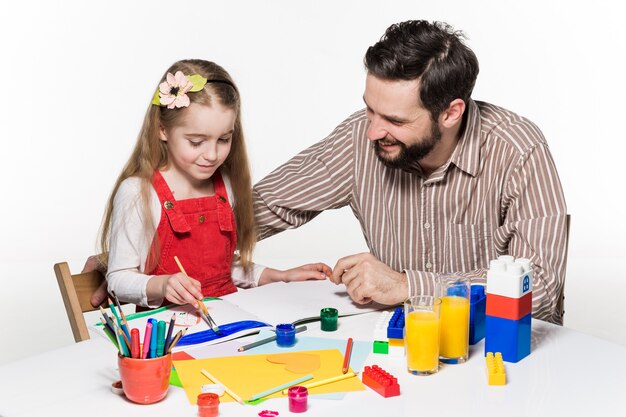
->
[54,262,107,342]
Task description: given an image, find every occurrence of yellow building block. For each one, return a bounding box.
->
[486,352,506,385]
[388,338,404,347]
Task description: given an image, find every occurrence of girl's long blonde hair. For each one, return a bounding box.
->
[99,59,256,271]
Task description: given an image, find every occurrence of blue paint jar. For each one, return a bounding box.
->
[275,323,296,347]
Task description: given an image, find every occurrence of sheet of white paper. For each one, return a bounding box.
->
[222,280,387,326]
[90,298,271,350]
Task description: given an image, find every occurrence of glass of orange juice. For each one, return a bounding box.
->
[404,296,442,375]
[437,275,470,364]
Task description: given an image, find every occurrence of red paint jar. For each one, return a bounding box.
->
[197,392,220,417]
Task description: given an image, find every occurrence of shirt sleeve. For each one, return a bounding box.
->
[253,116,356,240]
[106,178,162,308]
[231,260,266,288]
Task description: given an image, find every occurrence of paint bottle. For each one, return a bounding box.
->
[288,386,308,413]
[197,393,219,417]
[320,307,338,331]
[275,323,297,347]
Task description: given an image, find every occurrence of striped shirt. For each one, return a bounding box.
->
[253,100,568,324]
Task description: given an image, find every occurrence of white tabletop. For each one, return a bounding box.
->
[0,308,623,416]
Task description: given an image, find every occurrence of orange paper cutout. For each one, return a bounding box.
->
[266,352,321,373]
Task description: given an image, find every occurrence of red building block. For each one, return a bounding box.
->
[362,365,400,398]
[486,291,532,320]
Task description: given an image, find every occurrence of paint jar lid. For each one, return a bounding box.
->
[111,380,124,395]
[201,383,225,396]
[197,392,220,406]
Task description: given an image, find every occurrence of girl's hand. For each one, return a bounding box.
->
[259,263,332,285]
[148,273,203,308]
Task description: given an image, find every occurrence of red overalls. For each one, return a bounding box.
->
[145,170,238,299]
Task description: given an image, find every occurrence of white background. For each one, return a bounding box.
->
[1,0,624,365]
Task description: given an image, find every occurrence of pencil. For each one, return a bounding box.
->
[237,325,308,352]
[342,337,354,374]
[166,327,187,353]
[163,313,177,353]
[248,374,314,402]
[111,291,131,342]
[201,368,244,405]
[281,371,358,395]
[99,317,119,349]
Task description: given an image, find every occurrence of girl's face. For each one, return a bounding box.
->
[160,102,235,188]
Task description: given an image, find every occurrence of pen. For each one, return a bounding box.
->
[342,337,353,374]
[238,326,307,352]
[156,320,166,357]
[130,328,140,358]
[149,318,158,358]
[142,321,153,359]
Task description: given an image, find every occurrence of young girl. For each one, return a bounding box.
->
[99,59,329,309]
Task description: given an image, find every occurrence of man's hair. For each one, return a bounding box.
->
[365,20,479,120]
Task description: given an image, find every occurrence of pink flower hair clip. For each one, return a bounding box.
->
[151,71,236,109]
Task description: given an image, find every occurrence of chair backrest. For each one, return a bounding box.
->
[555,214,571,323]
[54,262,106,342]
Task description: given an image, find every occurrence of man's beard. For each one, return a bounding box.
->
[373,122,442,170]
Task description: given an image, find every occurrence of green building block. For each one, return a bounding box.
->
[373,340,389,354]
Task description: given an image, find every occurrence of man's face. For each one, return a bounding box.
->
[364,74,441,169]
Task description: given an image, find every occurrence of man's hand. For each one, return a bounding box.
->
[259,262,332,285]
[82,255,109,308]
[330,253,408,305]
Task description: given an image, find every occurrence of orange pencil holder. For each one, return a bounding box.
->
[117,353,172,404]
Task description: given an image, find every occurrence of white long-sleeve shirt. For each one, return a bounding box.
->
[107,172,265,307]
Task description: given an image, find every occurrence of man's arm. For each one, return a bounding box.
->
[253,116,357,240]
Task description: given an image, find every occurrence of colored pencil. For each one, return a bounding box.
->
[342,337,354,374]
[281,372,358,395]
[99,317,119,349]
[238,326,308,352]
[166,327,187,353]
[248,374,314,402]
[201,369,244,405]
[163,313,177,353]
[111,291,131,342]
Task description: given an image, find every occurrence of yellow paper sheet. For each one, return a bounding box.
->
[174,348,364,404]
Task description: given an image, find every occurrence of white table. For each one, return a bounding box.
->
[0,307,623,416]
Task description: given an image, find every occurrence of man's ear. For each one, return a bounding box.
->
[440,99,466,128]
[159,126,168,142]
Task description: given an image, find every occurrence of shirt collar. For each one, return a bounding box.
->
[448,99,482,177]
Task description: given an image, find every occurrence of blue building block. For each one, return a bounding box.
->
[469,285,486,345]
[387,307,405,339]
[485,313,531,363]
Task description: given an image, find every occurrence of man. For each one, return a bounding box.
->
[252,20,567,324]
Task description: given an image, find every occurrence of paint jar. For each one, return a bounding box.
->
[197,393,220,417]
[117,353,172,404]
[288,386,308,413]
[320,307,338,331]
[275,323,297,347]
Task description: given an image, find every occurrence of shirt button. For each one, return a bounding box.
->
[424,222,430,229]
[426,262,432,269]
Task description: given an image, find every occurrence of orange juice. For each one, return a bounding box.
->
[405,310,440,374]
[439,296,470,361]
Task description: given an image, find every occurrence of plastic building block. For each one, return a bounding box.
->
[469,284,486,345]
[486,256,533,298]
[387,340,404,357]
[485,313,531,363]
[374,311,391,341]
[373,340,389,354]
[362,365,400,398]
[485,352,506,385]
[486,292,532,320]
[387,307,405,339]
